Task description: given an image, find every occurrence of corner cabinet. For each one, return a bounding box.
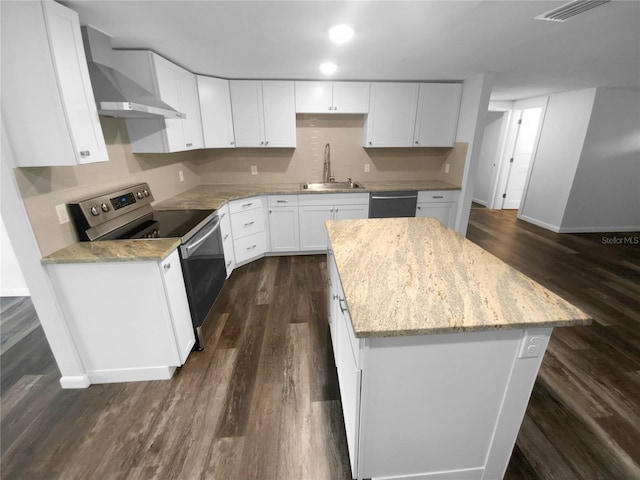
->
[45,249,195,385]
[1,0,108,166]
[197,76,236,148]
[229,80,296,148]
[115,51,204,153]
[295,81,370,114]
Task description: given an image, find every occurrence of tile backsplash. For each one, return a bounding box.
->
[14,114,467,256]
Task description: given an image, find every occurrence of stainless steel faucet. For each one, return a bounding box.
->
[323,143,333,183]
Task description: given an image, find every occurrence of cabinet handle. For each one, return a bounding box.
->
[79,150,90,158]
[244,221,255,227]
[265,141,269,146]
[220,212,226,218]
[242,202,253,208]
[247,244,257,250]
[417,206,422,210]
[333,293,339,300]
[223,233,229,240]
[432,195,444,199]
[226,260,232,267]
[276,199,288,203]
[368,141,372,146]
[260,141,264,146]
[415,141,419,145]
[339,298,348,312]
[230,141,235,146]
[186,143,193,147]
[163,263,171,272]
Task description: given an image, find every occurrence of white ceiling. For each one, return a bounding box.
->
[62,0,640,101]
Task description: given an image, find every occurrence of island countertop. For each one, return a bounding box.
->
[326,217,592,337]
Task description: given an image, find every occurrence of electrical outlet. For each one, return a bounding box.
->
[178,170,184,182]
[56,204,70,224]
[364,163,370,173]
[445,163,450,174]
[519,330,545,358]
[251,165,258,175]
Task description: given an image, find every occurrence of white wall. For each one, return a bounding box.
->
[561,88,640,231]
[519,89,596,231]
[1,216,29,296]
[474,111,505,205]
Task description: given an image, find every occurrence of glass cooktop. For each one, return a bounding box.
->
[102,209,215,240]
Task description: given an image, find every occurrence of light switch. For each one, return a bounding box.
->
[56,204,70,224]
[364,163,370,173]
[251,165,258,175]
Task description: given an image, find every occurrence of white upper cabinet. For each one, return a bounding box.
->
[414,83,462,147]
[1,0,108,167]
[364,82,420,147]
[115,51,204,153]
[197,76,235,148]
[230,80,296,148]
[295,81,370,114]
[364,82,463,148]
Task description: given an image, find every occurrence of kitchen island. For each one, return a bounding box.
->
[325,217,591,480]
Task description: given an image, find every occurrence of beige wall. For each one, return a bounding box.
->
[14,117,200,256]
[196,115,467,186]
[15,114,467,256]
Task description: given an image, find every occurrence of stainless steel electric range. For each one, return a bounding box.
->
[68,183,225,350]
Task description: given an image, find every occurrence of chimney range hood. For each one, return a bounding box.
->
[81,26,185,119]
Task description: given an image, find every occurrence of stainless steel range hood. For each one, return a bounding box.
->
[81,26,185,119]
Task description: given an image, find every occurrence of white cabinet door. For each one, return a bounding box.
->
[268,195,300,253]
[334,203,369,221]
[160,250,195,364]
[1,0,108,166]
[416,203,456,227]
[299,205,333,251]
[230,80,265,147]
[414,83,462,147]
[197,76,235,148]
[365,82,419,147]
[218,205,235,277]
[177,68,204,150]
[332,82,370,114]
[295,81,333,113]
[153,55,185,152]
[295,81,369,114]
[262,81,297,147]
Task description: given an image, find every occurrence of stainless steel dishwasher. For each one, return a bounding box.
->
[369,191,418,218]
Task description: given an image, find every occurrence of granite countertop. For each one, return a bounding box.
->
[42,180,460,264]
[326,217,592,337]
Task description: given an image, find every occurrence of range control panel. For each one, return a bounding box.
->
[67,183,155,229]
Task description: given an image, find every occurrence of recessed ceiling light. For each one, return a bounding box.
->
[320,62,337,75]
[329,24,354,44]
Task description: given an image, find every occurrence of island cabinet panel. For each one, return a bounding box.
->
[45,249,195,385]
[326,250,555,480]
[1,0,108,166]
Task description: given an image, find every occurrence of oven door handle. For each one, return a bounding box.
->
[182,216,221,259]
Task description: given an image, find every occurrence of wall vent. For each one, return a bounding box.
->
[535,0,611,22]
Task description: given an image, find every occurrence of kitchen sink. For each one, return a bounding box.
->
[301,181,364,191]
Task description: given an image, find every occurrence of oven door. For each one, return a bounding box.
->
[179,214,226,350]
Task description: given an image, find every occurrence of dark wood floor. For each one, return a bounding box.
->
[1,208,639,479]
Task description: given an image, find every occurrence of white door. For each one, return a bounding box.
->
[503,108,542,209]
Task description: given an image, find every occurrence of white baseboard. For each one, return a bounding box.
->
[518,215,561,233]
[1,288,30,297]
[471,198,488,207]
[557,225,640,233]
[88,366,177,384]
[373,466,484,480]
[59,374,91,389]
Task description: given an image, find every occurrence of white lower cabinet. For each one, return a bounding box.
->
[416,190,460,228]
[45,249,195,385]
[218,204,235,277]
[299,194,369,252]
[327,251,553,480]
[268,195,300,253]
[229,196,267,265]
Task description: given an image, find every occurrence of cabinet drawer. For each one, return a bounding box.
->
[234,232,266,264]
[229,196,262,214]
[231,208,264,240]
[267,194,299,207]
[417,190,459,203]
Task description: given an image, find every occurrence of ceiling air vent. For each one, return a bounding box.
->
[535,0,611,22]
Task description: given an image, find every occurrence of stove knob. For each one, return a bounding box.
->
[136,191,144,199]
[90,206,100,216]
[143,189,150,197]
[101,203,110,213]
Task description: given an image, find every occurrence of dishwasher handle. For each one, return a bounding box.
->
[370,194,418,200]
[181,215,221,259]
